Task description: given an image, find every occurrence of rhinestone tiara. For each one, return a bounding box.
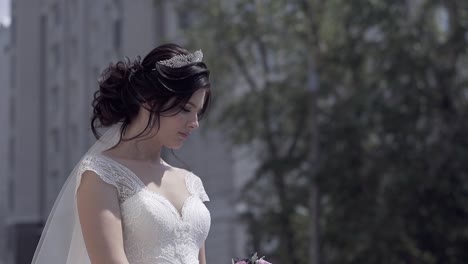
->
[156,50,203,68]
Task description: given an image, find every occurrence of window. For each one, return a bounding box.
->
[8,176,14,210]
[52,3,61,25]
[9,97,14,126]
[10,14,15,45]
[113,19,122,54]
[8,138,14,210]
[8,138,14,170]
[70,37,78,61]
[51,43,60,66]
[69,123,78,148]
[51,84,59,111]
[51,128,60,153]
[10,54,15,89]
[69,79,77,100]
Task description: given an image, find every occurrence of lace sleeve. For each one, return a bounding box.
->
[76,154,142,203]
[186,172,210,202]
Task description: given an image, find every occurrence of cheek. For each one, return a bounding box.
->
[174,113,189,123]
[159,115,185,130]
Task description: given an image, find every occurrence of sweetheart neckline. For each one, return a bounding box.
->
[94,153,193,219]
[139,189,196,220]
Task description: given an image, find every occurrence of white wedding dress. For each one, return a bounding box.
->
[32,124,211,264]
[76,153,211,264]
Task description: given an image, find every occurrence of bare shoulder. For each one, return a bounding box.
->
[76,171,128,263]
[167,165,193,178]
[76,170,122,246]
[77,170,119,200]
[161,159,192,176]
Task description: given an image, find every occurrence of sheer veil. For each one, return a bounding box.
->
[32,124,122,263]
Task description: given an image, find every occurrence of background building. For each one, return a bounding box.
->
[5,0,249,263]
[0,22,11,263]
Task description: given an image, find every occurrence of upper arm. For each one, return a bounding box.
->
[199,242,207,264]
[77,170,129,264]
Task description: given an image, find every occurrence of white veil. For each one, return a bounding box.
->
[32,124,122,264]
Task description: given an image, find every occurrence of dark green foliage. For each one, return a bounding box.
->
[178,0,468,263]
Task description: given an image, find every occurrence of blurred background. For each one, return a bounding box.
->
[1,0,468,263]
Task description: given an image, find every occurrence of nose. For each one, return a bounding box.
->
[188,114,199,129]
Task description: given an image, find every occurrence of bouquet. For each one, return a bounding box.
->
[232,252,272,264]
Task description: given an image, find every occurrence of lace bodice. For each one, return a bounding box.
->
[77,153,211,264]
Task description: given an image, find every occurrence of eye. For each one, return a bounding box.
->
[182,108,191,112]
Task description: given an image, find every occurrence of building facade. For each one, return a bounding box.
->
[0,23,11,264]
[7,0,248,263]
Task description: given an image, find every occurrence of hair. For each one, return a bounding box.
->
[91,43,211,144]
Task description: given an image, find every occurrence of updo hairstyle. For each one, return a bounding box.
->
[91,43,211,142]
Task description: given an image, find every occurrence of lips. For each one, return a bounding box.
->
[179,132,189,139]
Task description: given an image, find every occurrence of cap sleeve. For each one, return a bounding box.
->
[186,172,210,202]
[76,154,142,203]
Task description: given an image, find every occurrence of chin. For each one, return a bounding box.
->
[166,143,184,150]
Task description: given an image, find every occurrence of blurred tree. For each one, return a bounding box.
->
[178,0,314,263]
[178,0,468,263]
[309,1,468,263]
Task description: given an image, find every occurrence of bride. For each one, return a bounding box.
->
[32,43,212,264]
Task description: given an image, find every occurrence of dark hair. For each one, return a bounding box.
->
[91,43,211,143]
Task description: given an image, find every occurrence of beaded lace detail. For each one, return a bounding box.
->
[77,154,211,264]
[77,154,142,203]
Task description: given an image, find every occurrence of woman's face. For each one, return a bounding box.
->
[154,89,207,149]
